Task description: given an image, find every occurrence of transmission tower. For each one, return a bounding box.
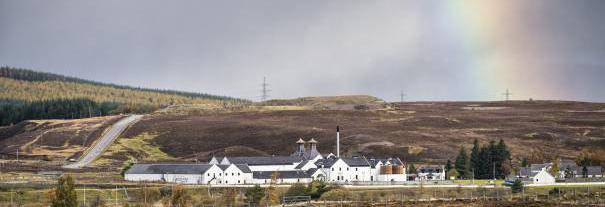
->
[502,88,512,101]
[400,91,407,102]
[261,76,271,102]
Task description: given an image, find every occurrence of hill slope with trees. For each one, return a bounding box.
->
[0,66,248,125]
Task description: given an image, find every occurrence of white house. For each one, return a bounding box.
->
[416,165,446,181]
[532,168,556,184]
[518,164,556,184]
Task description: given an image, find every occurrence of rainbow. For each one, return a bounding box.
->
[443,1,554,101]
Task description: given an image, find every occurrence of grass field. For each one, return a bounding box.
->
[452,179,505,185]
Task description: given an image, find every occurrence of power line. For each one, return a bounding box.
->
[260,76,271,102]
[502,89,512,101]
[400,91,407,102]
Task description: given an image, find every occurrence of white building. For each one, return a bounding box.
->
[415,165,446,181]
[125,127,416,185]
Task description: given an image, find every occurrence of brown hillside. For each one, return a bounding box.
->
[113,100,605,166]
[2,99,605,170]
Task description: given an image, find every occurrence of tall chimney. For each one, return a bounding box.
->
[336,126,340,157]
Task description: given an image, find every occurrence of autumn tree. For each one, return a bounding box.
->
[262,171,280,206]
[50,175,78,207]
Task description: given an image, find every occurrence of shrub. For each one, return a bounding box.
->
[306,180,329,199]
[285,183,307,197]
[320,189,350,201]
[511,180,524,194]
[170,185,190,207]
[89,195,105,207]
[244,185,265,205]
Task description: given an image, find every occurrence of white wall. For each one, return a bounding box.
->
[223,164,252,184]
[201,165,224,184]
[163,174,202,184]
[533,170,556,184]
[326,159,372,183]
[125,174,163,182]
[251,177,313,184]
[248,164,298,172]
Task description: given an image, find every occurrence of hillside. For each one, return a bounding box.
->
[2,97,605,171]
[0,67,248,125]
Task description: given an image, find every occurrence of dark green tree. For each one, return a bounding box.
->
[470,139,481,179]
[454,146,469,179]
[511,180,524,194]
[407,164,417,174]
[521,157,529,167]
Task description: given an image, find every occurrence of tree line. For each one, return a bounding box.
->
[451,139,511,179]
[1,66,247,102]
[0,98,119,126]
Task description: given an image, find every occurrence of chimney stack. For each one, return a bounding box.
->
[336,126,340,157]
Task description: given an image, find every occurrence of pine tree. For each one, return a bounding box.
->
[494,139,511,178]
[511,180,524,194]
[407,163,417,174]
[454,146,469,179]
[470,139,481,179]
[521,157,529,167]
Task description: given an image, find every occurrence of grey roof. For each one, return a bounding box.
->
[217,165,230,170]
[236,164,252,173]
[252,171,312,179]
[519,167,539,177]
[126,164,213,175]
[342,158,370,167]
[561,160,577,168]
[295,160,309,169]
[585,166,602,176]
[368,158,404,168]
[307,168,319,175]
[530,164,549,172]
[519,167,532,177]
[225,156,303,165]
[314,157,338,168]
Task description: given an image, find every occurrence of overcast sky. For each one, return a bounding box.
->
[1,0,604,102]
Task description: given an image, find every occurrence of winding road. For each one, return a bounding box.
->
[63,115,143,169]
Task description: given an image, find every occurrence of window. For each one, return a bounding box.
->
[207,173,210,176]
[219,173,222,176]
[238,173,240,176]
[232,173,234,176]
[356,168,358,171]
[332,168,334,171]
[339,167,342,171]
[238,180,240,184]
[226,180,228,184]
[347,168,349,171]
[355,175,358,179]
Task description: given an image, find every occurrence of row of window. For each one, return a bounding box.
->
[216,180,244,184]
[331,167,359,172]
[207,172,241,177]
